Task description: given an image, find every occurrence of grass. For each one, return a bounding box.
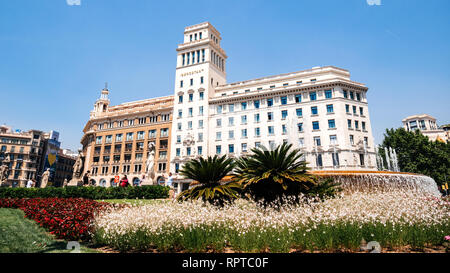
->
[96,199,171,206]
[0,208,98,253]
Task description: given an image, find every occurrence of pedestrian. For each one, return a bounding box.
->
[83,171,90,186]
[26,178,33,188]
[120,175,129,187]
[166,172,175,199]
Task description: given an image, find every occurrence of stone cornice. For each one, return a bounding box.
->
[208,80,368,105]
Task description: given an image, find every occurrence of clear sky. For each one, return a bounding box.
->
[0,0,449,150]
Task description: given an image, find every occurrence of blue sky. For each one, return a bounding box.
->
[0,0,449,150]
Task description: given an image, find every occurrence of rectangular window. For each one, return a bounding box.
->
[356,93,361,101]
[311,106,318,115]
[217,105,222,114]
[348,119,352,129]
[216,145,221,154]
[216,118,222,127]
[326,104,334,113]
[149,130,156,138]
[137,131,145,140]
[228,117,234,126]
[241,115,247,124]
[199,120,203,128]
[178,110,182,118]
[105,135,112,143]
[281,110,288,120]
[198,133,203,142]
[254,113,260,123]
[282,124,287,135]
[330,135,337,145]
[267,98,273,107]
[198,146,203,155]
[360,107,364,116]
[161,128,169,137]
[355,121,359,130]
[254,100,260,109]
[309,92,317,101]
[176,148,180,157]
[255,127,260,137]
[268,126,274,135]
[189,93,193,102]
[186,147,191,156]
[295,94,302,103]
[200,76,204,84]
[216,132,222,140]
[281,96,287,105]
[350,135,354,145]
[346,104,350,113]
[241,102,247,110]
[328,119,336,129]
[180,80,183,88]
[353,106,357,114]
[316,154,323,167]
[314,136,321,146]
[126,133,134,141]
[199,92,204,100]
[298,123,303,132]
[325,90,332,99]
[241,129,247,138]
[362,122,366,131]
[343,90,348,98]
[96,136,103,144]
[296,108,303,117]
[229,144,234,153]
[188,121,192,129]
[242,143,247,152]
[350,91,355,100]
[188,108,193,117]
[267,112,274,121]
[299,138,304,148]
[312,121,320,130]
[228,130,234,139]
[228,104,234,112]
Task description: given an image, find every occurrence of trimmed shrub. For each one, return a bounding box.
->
[0,185,169,200]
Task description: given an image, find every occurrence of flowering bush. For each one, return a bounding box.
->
[0,198,110,241]
[93,191,450,252]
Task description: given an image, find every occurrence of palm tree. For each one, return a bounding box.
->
[234,142,317,206]
[177,155,240,206]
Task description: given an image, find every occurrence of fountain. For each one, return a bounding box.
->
[311,170,441,197]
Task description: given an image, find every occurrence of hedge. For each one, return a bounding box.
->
[0,185,169,200]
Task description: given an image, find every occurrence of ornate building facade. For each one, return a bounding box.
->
[79,22,377,190]
[169,22,377,192]
[402,114,449,143]
[80,86,173,187]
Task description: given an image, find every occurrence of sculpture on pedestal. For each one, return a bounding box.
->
[69,150,85,186]
[146,142,156,184]
[0,163,9,187]
[40,168,50,188]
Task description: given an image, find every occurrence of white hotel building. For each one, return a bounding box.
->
[170,22,376,191]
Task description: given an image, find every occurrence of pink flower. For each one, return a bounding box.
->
[445,235,450,241]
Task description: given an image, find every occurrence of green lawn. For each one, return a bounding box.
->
[0,208,98,253]
[97,199,171,206]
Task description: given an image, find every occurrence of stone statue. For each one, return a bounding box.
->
[41,168,50,188]
[63,178,68,188]
[0,163,9,186]
[72,151,84,179]
[146,142,156,183]
[68,150,85,187]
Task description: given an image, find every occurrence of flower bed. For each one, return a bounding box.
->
[92,191,450,252]
[0,198,110,241]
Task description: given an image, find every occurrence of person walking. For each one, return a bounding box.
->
[26,178,33,188]
[82,171,90,186]
[120,175,129,187]
[166,172,175,199]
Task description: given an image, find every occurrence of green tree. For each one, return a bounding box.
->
[379,128,450,186]
[234,142,339,206]
[176,155,240,206]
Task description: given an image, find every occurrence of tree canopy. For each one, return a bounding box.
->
[379,128,450,186]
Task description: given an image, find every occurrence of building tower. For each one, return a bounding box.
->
[169,22,227,190]
[91,84,110,118]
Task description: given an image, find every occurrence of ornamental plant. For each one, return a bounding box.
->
[0,198,110,241]
[235,143,338,206]
[177,155,240,206]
